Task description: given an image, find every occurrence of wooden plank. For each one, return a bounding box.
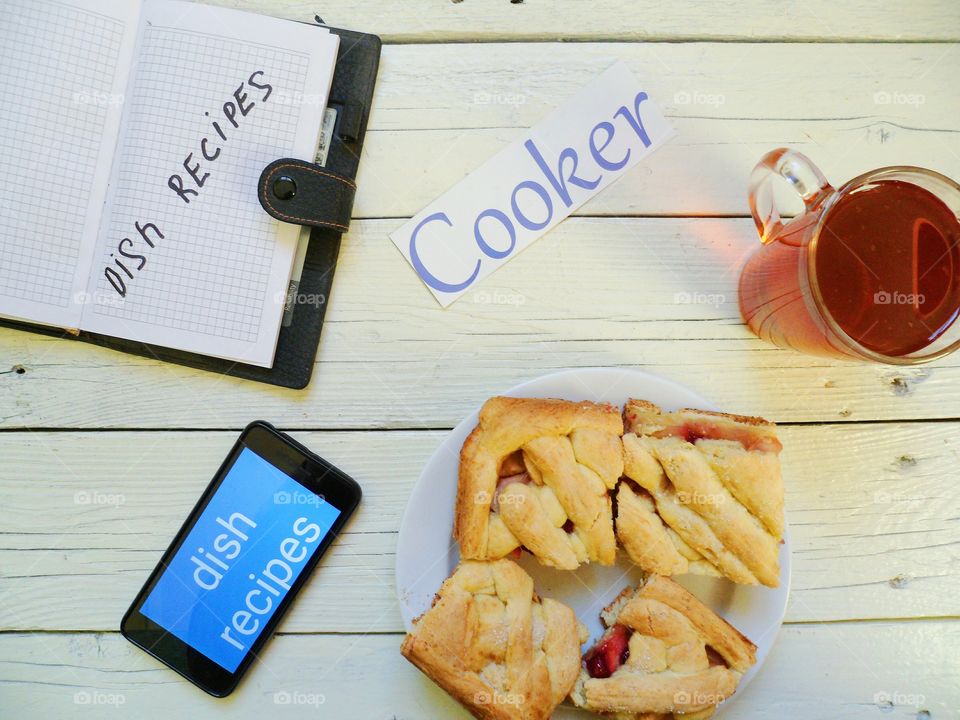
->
[355,119,960,219]
[2,218,959,429]
[0,622,956,718]
[201,0,960,42]
[355,42,960,217]
[368,43,960,129]
[0,426,956,633]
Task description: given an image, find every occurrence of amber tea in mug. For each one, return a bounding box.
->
[739,149,960,363]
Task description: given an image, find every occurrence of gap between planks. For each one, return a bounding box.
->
[4,614,959,637]
[3,416,960,433]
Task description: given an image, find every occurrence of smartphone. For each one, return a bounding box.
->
[121,421,361,697]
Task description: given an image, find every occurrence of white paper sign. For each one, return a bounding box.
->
[389,61,674,307]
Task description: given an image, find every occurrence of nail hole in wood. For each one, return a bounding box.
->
[896,454,917,469]
[888,573,910,589]
[889,376,911,395]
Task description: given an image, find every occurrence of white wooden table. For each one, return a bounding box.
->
[2,1,959,718]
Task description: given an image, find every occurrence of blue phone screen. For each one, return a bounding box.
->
[140,447,340,671]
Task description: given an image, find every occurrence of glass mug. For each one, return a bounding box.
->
[738,148,960,363]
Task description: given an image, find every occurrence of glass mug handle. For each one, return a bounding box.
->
[748,148,834,244]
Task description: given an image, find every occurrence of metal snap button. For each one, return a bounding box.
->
[273,175,297,200]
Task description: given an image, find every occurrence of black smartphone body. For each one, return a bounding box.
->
[121,421,361,697]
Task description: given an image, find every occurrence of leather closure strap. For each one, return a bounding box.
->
[258,158,356,232]
[333,100,364,142]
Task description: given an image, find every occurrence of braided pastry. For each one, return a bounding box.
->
[400,559,586,720]
[455,397,623,569]
[570,575,757,719]
[617,400,784,587]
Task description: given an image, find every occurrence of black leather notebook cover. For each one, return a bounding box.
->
[0,25,380,390]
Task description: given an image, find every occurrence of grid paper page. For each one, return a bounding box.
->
[0,0,138,328]
[82,1,338,367]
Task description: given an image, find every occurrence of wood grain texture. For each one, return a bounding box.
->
[354,42,960,217]
[3,218,958,429]
[0,623,956,718]
[1,4,958,717]
[356,119,960,219]
[200,0,960,42]
[1,426,956,633]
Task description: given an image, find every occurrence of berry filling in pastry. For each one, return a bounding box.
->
[570,576,757,719]
[583,623,632,679]
[492,471,531,512]
[650,419,782,453]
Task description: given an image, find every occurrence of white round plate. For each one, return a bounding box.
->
[396,368,790,717]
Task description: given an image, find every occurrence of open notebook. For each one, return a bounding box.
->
[0,0,339,367]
